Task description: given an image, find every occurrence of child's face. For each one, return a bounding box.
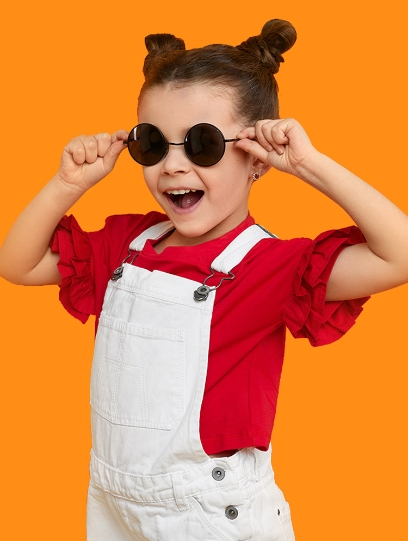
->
[137,83,256,243]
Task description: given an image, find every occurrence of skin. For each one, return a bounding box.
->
[138,84,268,251]
[237,119,408,300]
[1,83,408,303]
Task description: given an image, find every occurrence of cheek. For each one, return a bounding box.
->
[219,160,252,193]
[227,148,253,178]
[142,170,158,194]
[218,150,248,175]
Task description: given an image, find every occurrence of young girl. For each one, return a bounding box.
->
[1,19,408,541]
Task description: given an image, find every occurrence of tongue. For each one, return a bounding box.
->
[179,191,203,208]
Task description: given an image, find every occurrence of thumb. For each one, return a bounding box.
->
[103,131,129,172]
[235,138,270,163]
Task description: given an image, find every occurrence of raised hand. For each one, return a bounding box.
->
[236,118,316,177]
[57,130,128,192]
[0,129,128,285]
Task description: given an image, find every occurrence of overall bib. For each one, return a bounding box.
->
[87,222,295,541]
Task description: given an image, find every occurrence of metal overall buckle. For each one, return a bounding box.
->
[193,268,235,302]
[111,249,138,281]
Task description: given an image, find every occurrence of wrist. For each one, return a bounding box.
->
[51,172,88,199]
[292,150,329,187]
[40,174,87,217]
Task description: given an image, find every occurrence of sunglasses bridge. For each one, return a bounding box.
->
[165,140,239,145]
[148,138,240,157]
[158,138,239,167]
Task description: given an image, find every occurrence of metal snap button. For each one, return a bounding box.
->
[225,505,238,520]
[211,467,225,481]
[194,285,210,301]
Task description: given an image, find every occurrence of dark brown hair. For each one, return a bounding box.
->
[140,20,297,125]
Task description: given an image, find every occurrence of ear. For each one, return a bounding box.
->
[250,157,272,179]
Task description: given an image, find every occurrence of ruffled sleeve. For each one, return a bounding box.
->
[282,226,370,347]
[50,215,95,324]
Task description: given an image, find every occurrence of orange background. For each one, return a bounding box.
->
[1,1,407,540]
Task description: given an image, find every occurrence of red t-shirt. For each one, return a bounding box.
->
[50,212,369,454]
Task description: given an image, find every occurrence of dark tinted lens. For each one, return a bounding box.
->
[184,124,225,166]
[127,124,166,166]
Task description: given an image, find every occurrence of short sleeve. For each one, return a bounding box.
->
[50,215,95,324]
[282,226,370,347]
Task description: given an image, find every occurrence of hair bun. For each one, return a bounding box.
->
[237,19,297,74]
[145,33,185,54]
[143,33,185,77]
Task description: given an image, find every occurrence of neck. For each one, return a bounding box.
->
[154,213,250,254]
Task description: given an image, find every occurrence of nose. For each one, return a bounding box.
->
[160,144,191,176]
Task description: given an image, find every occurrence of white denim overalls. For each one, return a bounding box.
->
[87,221,295,541]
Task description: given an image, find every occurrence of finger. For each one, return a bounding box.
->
[78,135,98,164]
[254,121,275,152]
[261,120,293,155]
[267,121,290,146]
[238,123,274,152]
[234,138,271,163]
[102,136,129,173]
[65,136,87,165]
[94,133,112,158]
[237,127,256,140]
[112,129,129,143]
[259,124,285,155]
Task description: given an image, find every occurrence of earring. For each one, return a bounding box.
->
[252,172,260,181]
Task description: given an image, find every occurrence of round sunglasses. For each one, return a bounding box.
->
[125,123,239,167]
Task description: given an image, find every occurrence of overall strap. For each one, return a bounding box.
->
[193,225,277,301]
[129,221,174,252]
[211,224,277,274]
[111,220,174,281]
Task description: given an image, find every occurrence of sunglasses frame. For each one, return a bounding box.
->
[125,122,239,167]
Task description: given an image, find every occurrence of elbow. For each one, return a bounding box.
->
[0,256,14,284]
[392,266,408,289]
[0,252,24,284]
[0,246,61,286]
[0,265,31,286]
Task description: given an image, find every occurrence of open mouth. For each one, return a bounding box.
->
[166,189,204,209]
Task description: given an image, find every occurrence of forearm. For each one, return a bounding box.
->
[0,130,127,286]
[0,175,85,285]
[296,151,408,288]
[237,118,408,298]
[297,152,408,261]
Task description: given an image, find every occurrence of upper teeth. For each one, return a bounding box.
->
[166,189,197,195]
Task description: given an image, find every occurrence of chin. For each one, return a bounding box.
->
[173,219,218,239]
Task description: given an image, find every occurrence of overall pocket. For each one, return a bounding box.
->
[91,315,185,430]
